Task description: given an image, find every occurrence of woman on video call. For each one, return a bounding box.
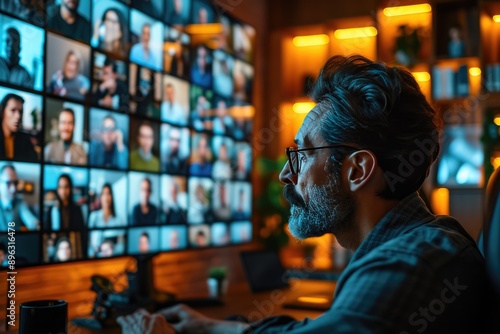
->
[46,174,85,231]
[91,8,128,57]
[47,50,90,101]
[88,183,124,228]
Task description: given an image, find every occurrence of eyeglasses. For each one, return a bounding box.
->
[285,143,361,175]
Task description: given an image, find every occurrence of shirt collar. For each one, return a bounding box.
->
[350,192,435,262]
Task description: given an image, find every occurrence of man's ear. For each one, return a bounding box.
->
[344,150,377,192]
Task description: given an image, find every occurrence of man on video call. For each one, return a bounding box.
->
[89,115,128,169]
[130,122,160,172]
[0,164,38,231]
[0,27,33,89]
[119,55,497,333]
[161,83,187,125]
[0,93,38,161]
[163,127,188,174]
[131,177,158,226]
[130,23,159,70]
[46,0,91,42]
[44,108,87,165]
[91,58,129,112]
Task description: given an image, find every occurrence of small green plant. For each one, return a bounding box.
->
[208,266,227,282]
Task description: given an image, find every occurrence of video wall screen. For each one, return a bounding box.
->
[0,0,254,267]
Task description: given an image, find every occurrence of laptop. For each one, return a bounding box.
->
[240,250,335,311]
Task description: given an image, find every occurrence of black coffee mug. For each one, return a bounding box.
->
[19,300,68,334]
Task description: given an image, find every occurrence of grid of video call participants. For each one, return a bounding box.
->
[0,0,255,266]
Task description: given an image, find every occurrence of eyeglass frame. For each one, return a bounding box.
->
[285,143,362,175]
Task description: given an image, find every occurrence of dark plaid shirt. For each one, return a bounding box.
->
[249,193,493,333]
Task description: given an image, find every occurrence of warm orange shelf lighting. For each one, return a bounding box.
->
[492,157,500,170]
[469,67,481,77]
[494,116,500,126]
[297,296,330,304]
[293,102,316,114]
[412,72,430,82]
[432,187,450,215]
[383,3,431,17]
[493,15,500,23]
[292,34,329,47]
[185,23,223,35]
[334,27,378,40]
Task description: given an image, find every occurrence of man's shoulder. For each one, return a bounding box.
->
[373,216,481,269]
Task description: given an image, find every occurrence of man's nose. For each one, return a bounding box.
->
[279,161,297,185]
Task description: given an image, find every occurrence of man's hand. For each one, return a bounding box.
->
[117,309,175,334]
[158,304,249,334]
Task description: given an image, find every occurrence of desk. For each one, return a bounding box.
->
[5,279,336,333]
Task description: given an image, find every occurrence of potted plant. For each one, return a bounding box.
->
[207,266,228,298]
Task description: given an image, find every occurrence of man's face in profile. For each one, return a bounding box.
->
[4,31,20,62]
[58,111,75,143]
[0,167,18,203]
[138,124,154,154]
[280,108,355,239]
[101,118,117,147]
[2,98,22,134]
[140,180,151,205]
[62,0,79,12]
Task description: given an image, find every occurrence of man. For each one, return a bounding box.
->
[163,127,188,174]
[0,27,33,88]
[98,239,114,258]
[119,55,495,333]
[0,165,38,231]
[91,58,129,112]
[161,83,187,125]
[46,0,91,42]
[190,45,212,88]
[164,179,186,224]
[130,24,160,71]
[189,133,212,177]
[44,108,87,165]
[166,0,186,26]
[138,231,150,254]
[89,115,128,169]
[131,178,158,226]
[232,188,248,221]
[0,93,38,161]
[130,122,160,172]
[190,94,211,131]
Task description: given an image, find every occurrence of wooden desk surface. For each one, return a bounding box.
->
[5,279,336,333]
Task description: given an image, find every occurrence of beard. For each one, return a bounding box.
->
[283,172,355,240]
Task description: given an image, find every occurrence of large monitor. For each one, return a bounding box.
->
[0,0,255,268]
